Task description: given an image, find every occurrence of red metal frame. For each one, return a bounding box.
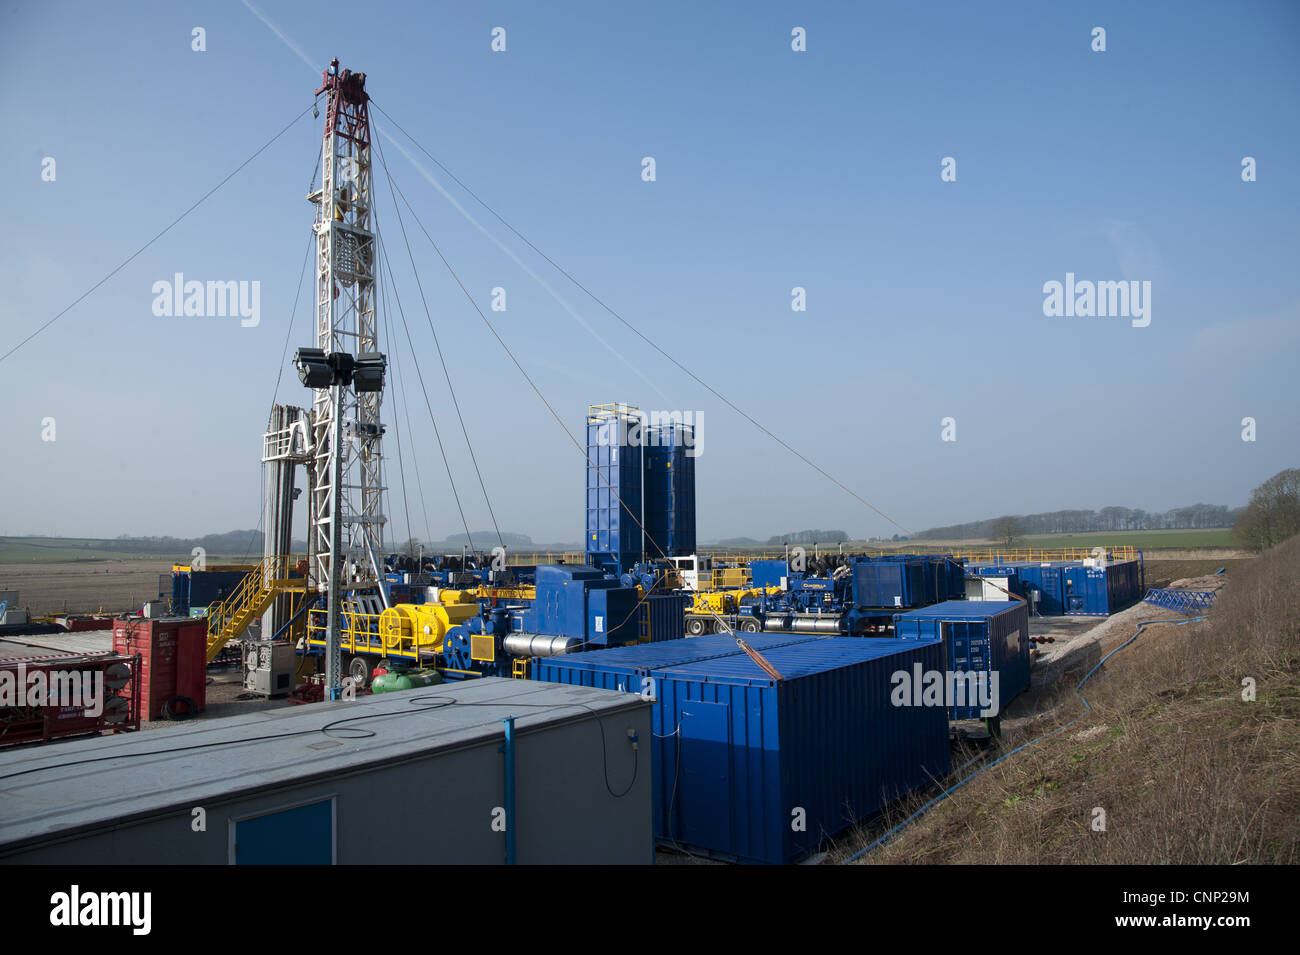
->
[0,653,141,747]
[316,58,371,152]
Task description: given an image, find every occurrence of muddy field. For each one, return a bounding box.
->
[0,560,178,615]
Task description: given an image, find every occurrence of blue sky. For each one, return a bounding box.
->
[1,0,1297,544]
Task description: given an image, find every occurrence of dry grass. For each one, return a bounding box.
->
[834,537,1300,865]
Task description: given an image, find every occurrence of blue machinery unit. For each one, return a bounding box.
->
[697,554,965,636]
[441,565,645,678]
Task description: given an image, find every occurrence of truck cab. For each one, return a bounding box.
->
[670,554,713,591]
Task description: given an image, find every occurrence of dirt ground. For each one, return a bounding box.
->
[0,560,177,615]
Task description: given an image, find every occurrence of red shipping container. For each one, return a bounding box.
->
[112,617,208,721]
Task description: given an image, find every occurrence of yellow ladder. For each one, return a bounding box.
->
[204,555,308,662]
[511,657,529,679]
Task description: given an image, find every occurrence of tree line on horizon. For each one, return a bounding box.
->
[914,503,1242,541]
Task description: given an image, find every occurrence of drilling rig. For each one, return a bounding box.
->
[204,59,388,698]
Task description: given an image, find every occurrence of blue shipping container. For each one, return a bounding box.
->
[536,636,950,864]
[1014,563,1068,615]
[1061,560,1142,616]
[893,600,1031,720]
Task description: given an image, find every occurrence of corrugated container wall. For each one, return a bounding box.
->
[586,408,643,575]
[643,424,696,559]
[642,593,690,642]
[536,635,951,864]
[893,600,1031,719]
[852,559,924,609]
[112,617,208,720]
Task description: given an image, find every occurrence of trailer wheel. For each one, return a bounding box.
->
[686,618,706,636]
[740,619,760,633]
[347,654,373,687]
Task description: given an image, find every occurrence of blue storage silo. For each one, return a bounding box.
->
[894,600,1031,720]
[643,423,696,558]
[586,404,643,575]
[536,636,951,864]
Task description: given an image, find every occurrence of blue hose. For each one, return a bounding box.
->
[842,614,1207,863]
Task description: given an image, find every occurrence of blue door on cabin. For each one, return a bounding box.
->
[677,701,732,851]
[233,799,334,865]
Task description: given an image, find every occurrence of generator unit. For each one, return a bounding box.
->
[243,640,296,697]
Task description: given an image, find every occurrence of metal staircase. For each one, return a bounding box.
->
[205,555,310,661]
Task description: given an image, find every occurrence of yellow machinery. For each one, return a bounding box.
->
[377,602,479,657]
[690,590,738,615]
[689,586,783,618]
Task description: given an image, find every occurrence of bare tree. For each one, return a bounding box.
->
[1233,468,1300,550]
[993,516,1021,547]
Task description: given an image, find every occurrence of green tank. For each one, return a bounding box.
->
[370,668,443,694]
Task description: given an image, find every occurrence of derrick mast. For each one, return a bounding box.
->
[307,59,386,592]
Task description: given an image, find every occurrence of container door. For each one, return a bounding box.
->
[677,701,732,850]
[1040,567,1063,615]
[231,798,335,865]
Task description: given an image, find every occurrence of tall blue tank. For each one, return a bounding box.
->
[643,422,696,558]
[586,404,643,575]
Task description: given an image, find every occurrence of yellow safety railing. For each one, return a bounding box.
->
[204,554,309,662]
[305,607,398,659]
[506,552,586,566]
[498,545,1141,573]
